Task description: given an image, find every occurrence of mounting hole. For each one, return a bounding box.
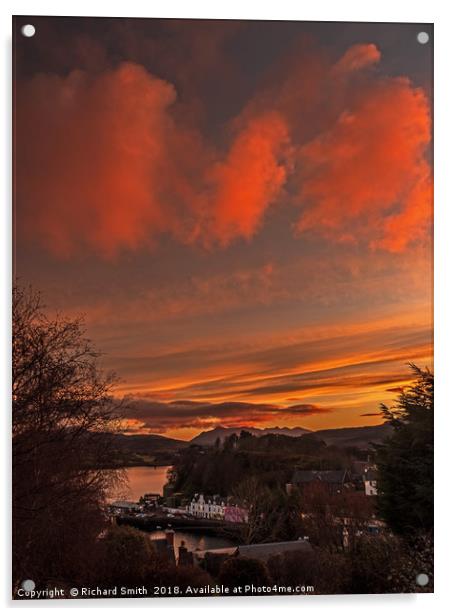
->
[416,573,429,586]
[21,24,36,38]
[417,31,429,45]
[21,579,36,592]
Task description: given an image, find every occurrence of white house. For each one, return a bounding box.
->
[109,500,141,514]
[363,469,378,496]
[188,494,226,520]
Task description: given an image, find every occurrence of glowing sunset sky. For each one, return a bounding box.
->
[14,17,433,440]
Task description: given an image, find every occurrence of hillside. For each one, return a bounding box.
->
[313,424,393,448]
[190,424,391,449]
[109,433,188,467]
[171,432,334,497]
[190,425,311,446]
[106,423,391,467]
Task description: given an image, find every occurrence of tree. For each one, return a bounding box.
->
[267,548,351,594]
[232,477,302,544]
[299,482,375,553]
[218,557,271,589]
[232,477,268,543]
[347,533,433,594]
[97,526,157,587]
[375,364,433,536]
[223,432,238,451]
[12,284,124,589]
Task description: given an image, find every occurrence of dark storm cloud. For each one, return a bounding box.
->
[120,398,332,433]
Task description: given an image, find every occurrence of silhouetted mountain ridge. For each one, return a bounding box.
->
[312,424,393,448]
[109,424,392,463]
[190,425,312,445]
[189,424,391,448]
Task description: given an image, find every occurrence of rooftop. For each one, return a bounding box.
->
[291,470,348,484]
[195,539,311,562]
[110,500,139,509]
[364,469,378,481]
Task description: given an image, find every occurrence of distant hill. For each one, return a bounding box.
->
[190,425,311,446]
[107,423,392,465]
[108,433,188,467]
[313,424,393,448]
[190,424,391,449]
[113,433,186,452]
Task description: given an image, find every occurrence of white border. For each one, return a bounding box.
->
[2,1,451,613]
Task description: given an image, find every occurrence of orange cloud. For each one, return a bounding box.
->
[376,165,433,252]
[16,43,432,257]
[295,76,432,249]
[332,43,381,74]
[16,63,290,256]
[202,112,290,246]
[16,62,203,257]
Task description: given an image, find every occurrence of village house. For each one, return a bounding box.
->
[188,494,226,519]
[139,492,160,509]
[108,500,141,515]
[224,504,248,523]
[286,469,352,494]
[363,469,378,496]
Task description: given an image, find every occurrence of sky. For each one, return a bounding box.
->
[14,17,433,440]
